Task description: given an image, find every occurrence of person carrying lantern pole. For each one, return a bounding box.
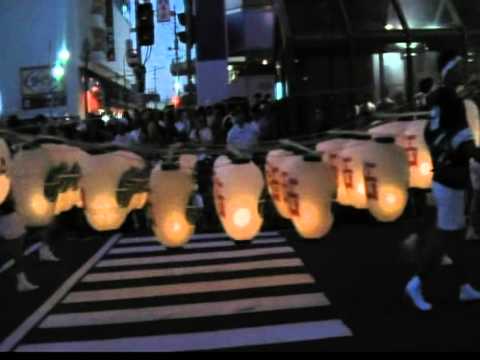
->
[406,51,480,312]
[0,195,38,293]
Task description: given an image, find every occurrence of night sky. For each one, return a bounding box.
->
[130,0,186,104]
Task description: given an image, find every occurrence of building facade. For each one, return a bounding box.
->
[0,0,136,120]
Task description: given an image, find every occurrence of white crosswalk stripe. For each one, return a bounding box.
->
[5,233,353,352]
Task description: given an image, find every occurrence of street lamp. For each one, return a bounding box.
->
[58,48,71,64]
[51,64,66,81]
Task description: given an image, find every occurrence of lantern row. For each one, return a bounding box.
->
[0,118,438,249]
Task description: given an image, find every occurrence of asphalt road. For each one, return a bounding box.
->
[1,206,480,352]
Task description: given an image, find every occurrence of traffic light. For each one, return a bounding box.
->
[137,3,155,46]
[177,12,196,47]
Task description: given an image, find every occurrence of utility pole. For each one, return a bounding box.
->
[184,0,194,88]
[135,0,143,67]
[172,6,180,94]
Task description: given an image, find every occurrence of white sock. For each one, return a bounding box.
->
[16,273,39,293]
[39,245,60,262]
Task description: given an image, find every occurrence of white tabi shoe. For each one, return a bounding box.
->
[39,245,60,263]
[16,273,39,293]
[460,284,480,303]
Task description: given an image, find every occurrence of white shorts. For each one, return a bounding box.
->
[432,182,466,231]
[0,213,27,240]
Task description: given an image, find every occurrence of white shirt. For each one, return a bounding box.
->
[190,128,213,145]
[227,123,259,153]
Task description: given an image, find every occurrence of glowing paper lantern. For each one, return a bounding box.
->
[0,139,12,205]
[266,149,294,219]
[179,154,198,175]
[128,192,149,211]
[362,137,410,222]
[42,144,89,215]
[11,147,56,227]
[283,155,336,239]
[401,120,433,189]
[465,99,480,146]
[337,136,372,209]
[316,137,354,205]
[213,156,264,241]
[150,163,196,248]
[81,151,146,231]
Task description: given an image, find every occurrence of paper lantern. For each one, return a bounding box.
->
[11,147,56,227]
[316,137,355,206]
[338,135,372,209]
[368,121,409,145]
[128,192,149,211]
[401,120,433,189]
[213,156,264,241]
[81,151,146,231]
[465,99,480,146]
[362,137,410,222]
[283,155,336,239]
[179,154,198,175]
[0,139,12,205]
[42,144,89,215]
[266,149,294,219]
[150,163,196,248]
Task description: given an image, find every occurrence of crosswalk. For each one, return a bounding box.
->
[4,232,353,352]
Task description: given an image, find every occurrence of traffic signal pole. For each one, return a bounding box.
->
[184,0,194,88]
[135,0,143,66]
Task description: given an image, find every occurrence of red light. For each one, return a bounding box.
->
[172,95,182,108]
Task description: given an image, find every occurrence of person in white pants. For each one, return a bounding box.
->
[405,51,480,312]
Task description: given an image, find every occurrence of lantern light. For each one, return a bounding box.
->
[213,156,265,241]
[401,120,433,189]
[11,147,57,227]
[0,139,12,205]
[338,135,372,209]
[362,137,410,222]
[316,137,355,206]
[81,151,146,232]
[149,162,196,248]
[283,154,336,239]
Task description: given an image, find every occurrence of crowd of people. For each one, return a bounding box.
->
[3,93,278,157]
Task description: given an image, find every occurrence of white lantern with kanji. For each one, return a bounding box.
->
[465,99,480,146]
[316,137,355,205]
[81,151,146,232]
[266,149,294,219]
[362,137,410,222]
[214,157,265,241]
[11,147,56,227]
[0,139,11,205]
[283,155,336,239]
[401,120,433,189]
[150,162,196,248]
[338,135,372,209]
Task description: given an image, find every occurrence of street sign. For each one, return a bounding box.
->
[20,66,66,110]
[157,0,171,23]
